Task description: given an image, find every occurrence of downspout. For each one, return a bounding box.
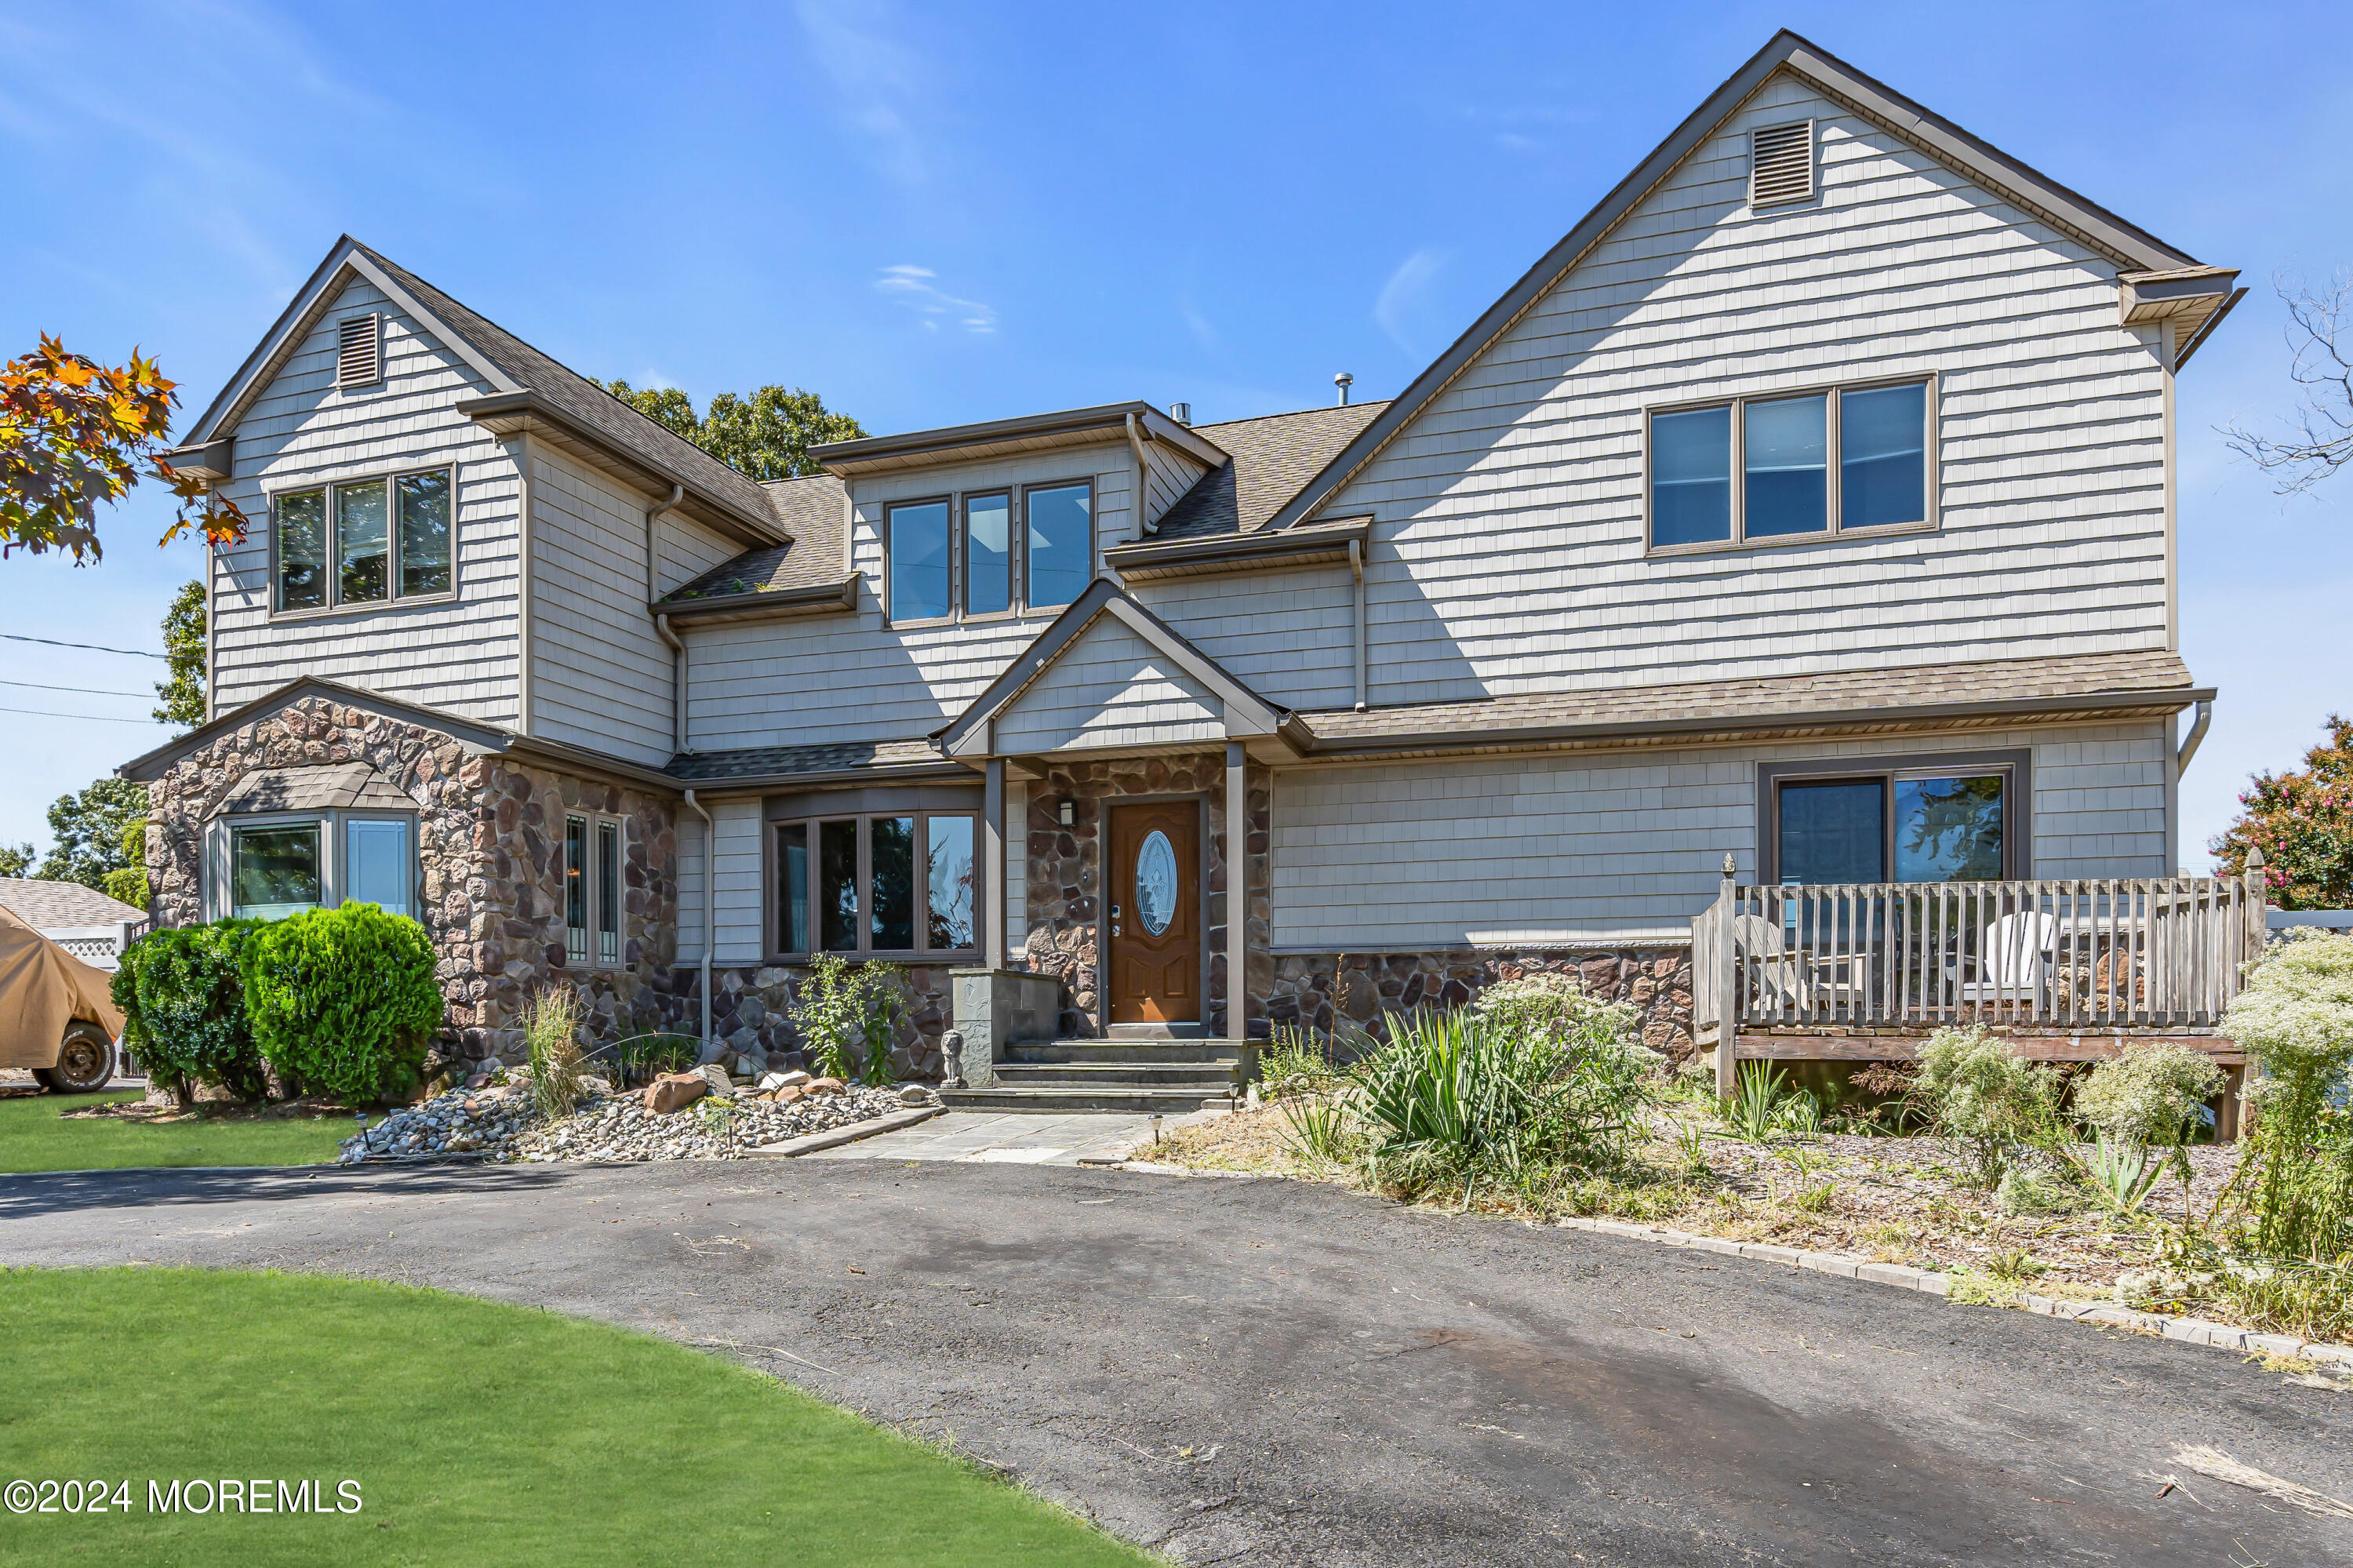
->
[2177,698,2213,776]
[684,788,714,1053]
[1124,412,1155,539]
[515,432,536,736]
[645,483,688,755]
[1348,538,1367,711]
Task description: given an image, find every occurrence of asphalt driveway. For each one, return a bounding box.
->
[2,1159,2347,1566]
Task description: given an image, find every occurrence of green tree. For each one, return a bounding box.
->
[2,334,247,561]
[103,817,149,911]
[595,380,864,481]
[2210,715,2353,908]
[0,842,31,878]
[35,777,147,891]
[153,579,205,728]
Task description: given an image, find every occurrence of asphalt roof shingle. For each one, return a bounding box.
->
[661,473,849,602]
[0,879,146,930]
[1153,401,1391,540]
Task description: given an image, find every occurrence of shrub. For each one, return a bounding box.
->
[523,988,587,1119]
[2073,1041,2224,1206]
[243,903,443,1104]
[110,920,267,1104]
[2222,930,2353,1260]
[1910,1024,2065,1190]
[1258,1029,1345,1099]
[788,953,904,1085]
[1352,1002,1654,1199]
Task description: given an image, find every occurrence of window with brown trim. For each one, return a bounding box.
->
[773,810,977,958]
[274,467,456,613]
[1759,751,2028,886]
[881,478,1090,625]
[1648,378,1933,553]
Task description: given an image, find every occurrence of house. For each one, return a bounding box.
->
[125,32,2239,1102]
[0,879,148,971]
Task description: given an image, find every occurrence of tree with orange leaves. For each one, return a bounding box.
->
[0,333,247,562]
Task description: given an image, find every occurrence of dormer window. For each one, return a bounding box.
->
[883,478,1091,625]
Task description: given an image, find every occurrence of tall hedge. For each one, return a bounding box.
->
[111,920,269,1104]
[242,903,444,1104]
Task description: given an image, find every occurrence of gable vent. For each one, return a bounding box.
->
[1749,120,1815,208]
[336,313,381,388]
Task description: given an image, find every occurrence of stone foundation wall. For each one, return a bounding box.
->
[689,962,954,1080]
[144,694,682,1066]
[1263,947,1698,1060]
[1019,751,1271,1038]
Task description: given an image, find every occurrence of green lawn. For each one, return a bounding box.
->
[0,1268,1155,1567]
[0,1093,351,1173]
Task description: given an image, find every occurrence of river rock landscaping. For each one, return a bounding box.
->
[338,1069,926,1164]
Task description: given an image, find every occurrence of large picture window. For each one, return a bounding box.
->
[1763,753,2023,886]
[275,467,456,613]
[1648,378,1932,552]
[882,478,1090,625]
[773,810,977,958]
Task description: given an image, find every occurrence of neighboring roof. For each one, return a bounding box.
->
[934,578,1305,759]
[171,236,787,546]
[1298,650,2206,759]
[810,402,1225,477]
[663,474,848,602]
[215,762,418,817]
[1264,29,2226,536]
[1152,402,1389,541]
[664,738,954,788]
[0,879,145,932]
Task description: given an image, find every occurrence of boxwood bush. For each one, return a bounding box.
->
[242,903,444,1104]
[111,920,269,1104]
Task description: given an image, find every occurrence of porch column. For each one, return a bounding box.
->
[984,757,1006,968]
[1227,740,1246,1044]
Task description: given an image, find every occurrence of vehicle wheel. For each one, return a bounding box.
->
[34,1023,117,1094]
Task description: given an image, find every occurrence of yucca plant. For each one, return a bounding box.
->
[2082,1133,2165,1216]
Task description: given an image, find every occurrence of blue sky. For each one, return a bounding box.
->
[1,1,2346,868]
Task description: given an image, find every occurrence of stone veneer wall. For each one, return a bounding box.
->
[144,694,680,1064]
[1018,752,1271,1038]
[1264,948,1697,1061]
[693,963,953,1081]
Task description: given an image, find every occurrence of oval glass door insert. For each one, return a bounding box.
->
[1135,830,1177,935]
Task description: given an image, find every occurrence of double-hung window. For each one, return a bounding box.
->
[1648,379,1932,551]
[275,467,456,613]
[223,814,414,921]
[564,813,627,968]
[1763,754,2023,886]
[773,810,977,958]
[883,479,1089,625]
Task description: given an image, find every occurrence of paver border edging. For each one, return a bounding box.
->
[749,1104,943,1157]
[1556,1217,2353,1374]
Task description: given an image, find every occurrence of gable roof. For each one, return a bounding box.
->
[1152,401,1389,540]
[1264,28,2224,536]
[934,578,1305,758]
[115,675,520,783]
[0,879,145,931]
[661,473,849,603]
[173,237,788,546]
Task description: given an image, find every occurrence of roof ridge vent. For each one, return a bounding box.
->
[336,312,382,389]
[1749,119,1815,209]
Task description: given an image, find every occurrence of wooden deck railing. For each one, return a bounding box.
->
[1693,852,2271,1093]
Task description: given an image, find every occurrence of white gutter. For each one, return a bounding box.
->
[684,788,714,1054]
[2177,697,2213,776]
[1348,538,1367,712]
[1124,412,1155,538]
[514,431,536,737]
[645,482,688,755]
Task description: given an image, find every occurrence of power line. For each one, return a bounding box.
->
[0,678,155,699]
[0,631,169,659]
[0,701,170,720]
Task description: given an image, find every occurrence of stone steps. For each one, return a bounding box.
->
[951,1034,1249,1114]
[938,1084,1235,1115]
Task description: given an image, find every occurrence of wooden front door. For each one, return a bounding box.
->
[1107,801,1200,1024]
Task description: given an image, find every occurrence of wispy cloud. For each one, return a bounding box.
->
[793,0,928,183]
[1177,289,1220,355]
[875,265,997,334]
[1373,248,1449,357]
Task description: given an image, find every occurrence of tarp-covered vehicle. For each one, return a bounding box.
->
[0,904,122,1093]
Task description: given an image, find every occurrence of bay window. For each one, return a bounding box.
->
[221,813,414,921]
[274,467,456,613]
[1648,377,1933,552]
[773,809,978,959]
